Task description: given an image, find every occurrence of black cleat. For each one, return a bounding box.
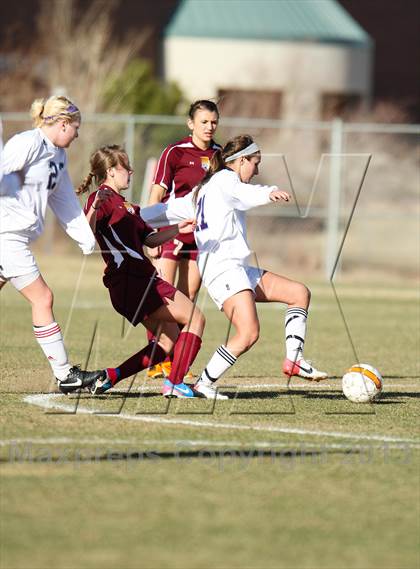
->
[58,366,104,395]
[89,372,112,396]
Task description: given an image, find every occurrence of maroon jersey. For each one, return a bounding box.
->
[84,184,156,281]
[154,135,220,201]
[153,135,220,244]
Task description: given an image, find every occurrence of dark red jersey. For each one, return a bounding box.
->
[153,135,220,203]
[153,135,220,244]
[84,185,156,280]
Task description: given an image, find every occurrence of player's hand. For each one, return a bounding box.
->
[269,189,291,202]
[92,187,113,209]
[147,245,161,259]
[177,219,197,234]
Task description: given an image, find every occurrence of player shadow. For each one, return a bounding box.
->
[77,390,160,400]
[300,390,419,403]
[377,391,420,400]
[76,389,419,403]
[383,375,420,379]
[225,390,293,400]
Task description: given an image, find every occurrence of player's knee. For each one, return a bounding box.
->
[294,282,310,307]
[159,337,174,354]
[303,284,311,305]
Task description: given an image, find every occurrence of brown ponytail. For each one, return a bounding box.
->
[76,172,94,195]
[77,145,131,195]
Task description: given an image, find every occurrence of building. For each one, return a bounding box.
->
[2,1,418,120]
[163,0,372,120]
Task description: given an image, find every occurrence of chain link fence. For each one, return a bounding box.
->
[1,113,419,280]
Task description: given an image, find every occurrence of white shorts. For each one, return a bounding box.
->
[0,233,40,290]
[205,265,265,310]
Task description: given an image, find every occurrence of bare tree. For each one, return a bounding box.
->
[35,0,148,112]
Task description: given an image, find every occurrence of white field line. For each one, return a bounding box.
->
[24,394,420,447]
[0,437,413,451]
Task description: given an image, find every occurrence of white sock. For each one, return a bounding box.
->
[285,307,308,361]
[33,322,71,381]
[198,345,237,384]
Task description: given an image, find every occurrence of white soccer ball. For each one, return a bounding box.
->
[342,363,383,403]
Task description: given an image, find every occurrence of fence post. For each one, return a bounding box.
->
[325,118,343,279]
[124,116,135,202]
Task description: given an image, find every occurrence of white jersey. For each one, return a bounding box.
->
[0,128,95,254]
[141,168,277,285]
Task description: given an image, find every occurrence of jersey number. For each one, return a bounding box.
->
[196,196,208,231]
[47,161,64,190]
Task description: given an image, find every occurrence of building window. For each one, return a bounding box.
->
[218,89,282,119]
[321,93,362,120]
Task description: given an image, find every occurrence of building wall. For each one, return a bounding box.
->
[164,37,372,119]
[340,0,420,119]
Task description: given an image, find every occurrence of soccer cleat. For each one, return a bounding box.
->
[90,371,112,396]
[161,361,172,378]
[193,378,229,400]
[161,360,195,381]
[58,366,104,394]
[161,380,194,398]
[147,363,164,379]
[282,358,328,382]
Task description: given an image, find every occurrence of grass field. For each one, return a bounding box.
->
[0,253,419,569]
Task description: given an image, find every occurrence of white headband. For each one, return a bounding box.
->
[225,142,260,163]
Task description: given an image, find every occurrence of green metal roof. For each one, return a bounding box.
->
[165,0,370,46]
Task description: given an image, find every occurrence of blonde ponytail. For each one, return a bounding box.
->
[30,98,46,128]
[30,95,81,127]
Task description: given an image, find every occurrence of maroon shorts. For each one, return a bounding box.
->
[104,273,177,325]
[161,238,198,261]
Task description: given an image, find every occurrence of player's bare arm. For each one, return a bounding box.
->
[145,219,196,248]
[148,183,166,205]
[85,187,114,231]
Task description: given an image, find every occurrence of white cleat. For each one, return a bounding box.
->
[193,378,229,400]
[283,358,328,383]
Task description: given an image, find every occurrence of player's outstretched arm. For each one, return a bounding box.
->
[144,219,196,248]
[141,193,194,228]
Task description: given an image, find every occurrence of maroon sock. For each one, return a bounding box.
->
[168,332,202,385]
[112,342,167,384]
[146,330,169,366]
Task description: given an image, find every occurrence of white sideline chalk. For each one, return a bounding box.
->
[23,394,420,447]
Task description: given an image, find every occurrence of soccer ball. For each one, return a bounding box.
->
[342,363,383,403]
